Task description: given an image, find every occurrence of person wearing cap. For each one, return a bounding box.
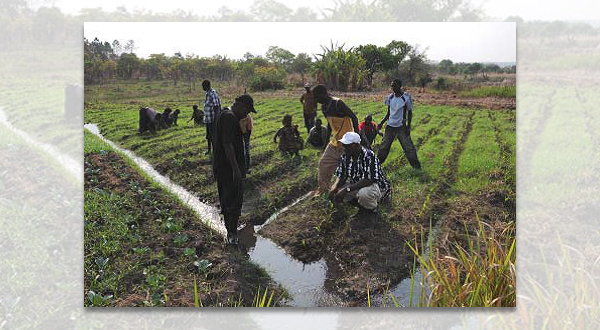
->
[329,132,390,215]
[300,83,317,134]
[312,84,360,196]
[377,79,421,169]
[202,80,222,155]
[212,94,256,245]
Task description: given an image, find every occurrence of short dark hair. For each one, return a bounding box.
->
[312,84,327,96]
[202,80,211,89]
[282,114,292,125]
[392,79,402,86]
[315,118,322,125]
[193,104,198,109]
[235,94,256,113]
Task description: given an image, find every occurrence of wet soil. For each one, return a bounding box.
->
[259,196,416,305]
[84,151,285,306]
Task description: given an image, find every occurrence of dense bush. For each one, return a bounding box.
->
[249,66,286,91]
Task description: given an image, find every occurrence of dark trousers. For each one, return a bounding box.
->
[377,125,421,169]
[216,172,243,235]
[304,114,315,134]
[205,122,214,149]
[243,132,251,170]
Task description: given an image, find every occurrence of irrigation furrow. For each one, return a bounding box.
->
[417,111,475,223]
[488,111,515,190]
[382,115,451,171]
[519,91,555,194]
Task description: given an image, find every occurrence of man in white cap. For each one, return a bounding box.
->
[328,132,391,216]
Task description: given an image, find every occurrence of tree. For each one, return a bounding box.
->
[386,40,412,69]
[117,53,140,79]
[291,53,312,81]
[265,46,295,71]
[438,59,454,74]
[250,0,292,21]
[312,41,367,91]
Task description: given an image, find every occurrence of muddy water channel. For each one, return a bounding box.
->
[85,123,427,307]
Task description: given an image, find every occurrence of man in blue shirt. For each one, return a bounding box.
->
[377,79,421,169]
[202,80,222,155]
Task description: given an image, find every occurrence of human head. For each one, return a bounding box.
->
[231,94,256,120]
[339,132,362,158]
[304,83,311,92]
[391,79,403,94]
[315,118,322,127]
[282,114,292,126]
[312,84,329,104]
[365,114,372,123]
[193,104,198,110]
[202,80,211,91]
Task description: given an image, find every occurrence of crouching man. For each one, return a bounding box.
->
[328,132,390,217]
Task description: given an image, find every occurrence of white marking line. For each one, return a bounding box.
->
[84,124,226,236]
[0,107,81,182]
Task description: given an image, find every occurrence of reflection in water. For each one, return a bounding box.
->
[84,123,342,306]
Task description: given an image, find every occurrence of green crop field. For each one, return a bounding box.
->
[84,80,516,306]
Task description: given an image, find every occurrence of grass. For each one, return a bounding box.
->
[408,219,516,307]
[83,131,284,307]
[84,79,516,306]
[460,85,516,98]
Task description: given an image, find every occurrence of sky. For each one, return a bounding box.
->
[50,0,600,21]
[84,22,516,63]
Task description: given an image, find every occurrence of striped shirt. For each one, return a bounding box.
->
[335,147,391,198]
[203,88,221,124]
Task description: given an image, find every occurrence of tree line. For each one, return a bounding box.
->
[85,37,516,91]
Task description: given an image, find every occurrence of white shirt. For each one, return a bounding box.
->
[384,92,413,127]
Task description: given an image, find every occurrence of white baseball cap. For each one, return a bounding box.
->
[338,132,361,145]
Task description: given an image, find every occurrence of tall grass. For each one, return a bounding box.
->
[460,85,516,98]
[408,219,516,307]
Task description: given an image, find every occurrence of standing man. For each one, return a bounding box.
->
[212,94,256,245]
[312,84,360,196]
[202,80,222,155]
[377,79,421,169]
[329,132,390,216]
[300,83,317,134]
[239,113,253,174]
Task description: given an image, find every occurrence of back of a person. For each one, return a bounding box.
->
[323,97,355,147]
[308,126,325,147]
[213,109,245,176]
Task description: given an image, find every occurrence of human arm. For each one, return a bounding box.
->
[334,178,374,201]
[406,95,413,134]
[274,128,280,143]
[338,100,359,133]
[378,105,390,131]
[223,143,242,182]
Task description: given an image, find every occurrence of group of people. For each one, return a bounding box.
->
[139,78,422,246]
[138,107,180,133]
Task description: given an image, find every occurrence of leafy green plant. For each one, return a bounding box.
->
[87,290,113,307]
[173,233,188,246]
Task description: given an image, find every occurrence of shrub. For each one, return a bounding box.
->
[249,67,286,91]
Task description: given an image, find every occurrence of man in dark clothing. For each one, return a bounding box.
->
[138,107,162,134]
[212,94,256,245]
[300,83,317,134]
[377,79,421,169]
[203,80,222,155]
[307,118,328,148]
